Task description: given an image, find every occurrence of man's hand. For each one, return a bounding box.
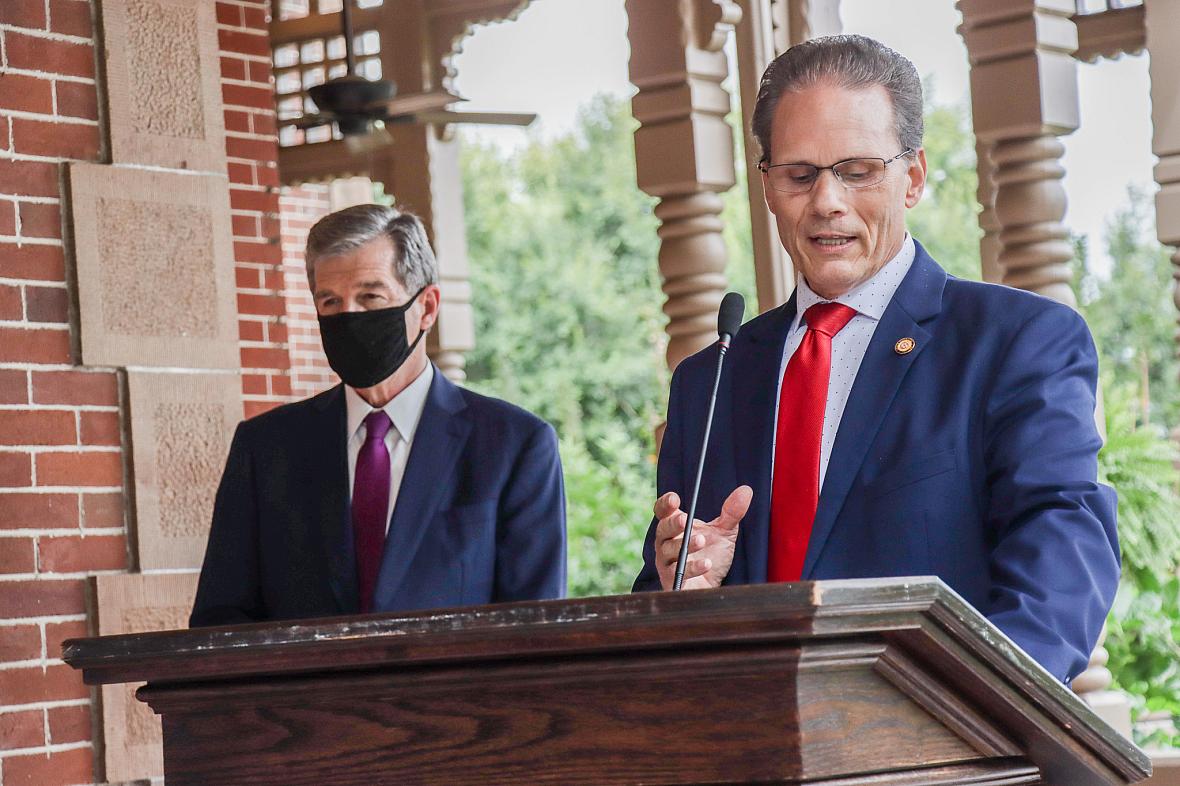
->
[653,486,753,591]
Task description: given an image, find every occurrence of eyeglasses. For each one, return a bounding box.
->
[758,149,914,194]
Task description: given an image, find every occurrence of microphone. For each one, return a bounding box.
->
[673,291,745,591]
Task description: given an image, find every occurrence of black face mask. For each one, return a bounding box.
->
[317,287,428,389]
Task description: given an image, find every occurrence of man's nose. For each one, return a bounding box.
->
[341,298,365,313]
[809,169,848,216]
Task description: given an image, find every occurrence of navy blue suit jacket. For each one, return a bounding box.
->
[191,367,566,626]
[635,242,1119,682]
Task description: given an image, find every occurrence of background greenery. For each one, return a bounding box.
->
[458,93,1180,742]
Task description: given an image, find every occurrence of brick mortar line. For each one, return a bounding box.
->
[0,483,122,490]
[225,131,280,143]
[0,444,120,454]
[221,76,277,88]
[0,236,64,247]
[0,405,119,413]
[0,25,92,45]
[0,529,125,537]
[0,700,88,712]
[0,321,69,330]
[0,741,93,759]
[0,363,116,372]
[0,109,99,127]
[0,615,86,625]
[0,68,95,86]
[0,196,61,206]
[0,567,128,580]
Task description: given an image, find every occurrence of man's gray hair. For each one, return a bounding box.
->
[305,203,439,293]
[750,34,924,164]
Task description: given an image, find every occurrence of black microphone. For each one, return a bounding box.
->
[673,291,745,591]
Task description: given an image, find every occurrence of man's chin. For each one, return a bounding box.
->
[802,262,869,300]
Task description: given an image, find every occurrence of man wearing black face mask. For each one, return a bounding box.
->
[190,204,566,626]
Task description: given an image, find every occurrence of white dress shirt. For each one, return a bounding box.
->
[774,234,916,490]
[344,362,433,534]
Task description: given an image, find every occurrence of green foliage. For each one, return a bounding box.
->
[1097,381,1180,746]
[1098,384,1180,586]
[459,95,667,596]
[906,100,982,281]
[1078,186,1180,430]
[1106,575,1180,748]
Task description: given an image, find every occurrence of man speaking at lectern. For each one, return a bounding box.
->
[191,205,565,627]
[634,35,1119,684]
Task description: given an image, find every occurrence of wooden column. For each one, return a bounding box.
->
[626,0,742,372]
[958,0,1080,306]
[1146,0,1180,447]
[975,140,1004,283]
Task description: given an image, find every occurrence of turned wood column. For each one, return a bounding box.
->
[626,0,742,372]
[975,140,1003,283]
[1145,0,1180,449]
[958,0,1080,306]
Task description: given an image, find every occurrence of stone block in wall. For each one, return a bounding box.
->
[68,162,239,369]
[99,0,227,172]
[93,571,198,784]
[126,370,241,570]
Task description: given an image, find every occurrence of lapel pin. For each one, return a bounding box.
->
[894,337,916,355]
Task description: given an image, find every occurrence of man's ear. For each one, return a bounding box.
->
[418,284,441,331]
[904,148,928,209]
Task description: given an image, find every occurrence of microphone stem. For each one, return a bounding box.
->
[673,337,730,591]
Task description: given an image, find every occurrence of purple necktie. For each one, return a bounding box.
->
[353,410,393,613]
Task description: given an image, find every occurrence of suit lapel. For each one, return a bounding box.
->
[310,385,358,613]
[801,243,946,577]
[372,369,471,609]
[734,296,795,585]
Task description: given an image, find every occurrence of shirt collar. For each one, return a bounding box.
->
[344,362,434,444]
[792,233,915,330]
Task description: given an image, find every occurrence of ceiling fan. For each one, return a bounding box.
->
[278,1,536,147]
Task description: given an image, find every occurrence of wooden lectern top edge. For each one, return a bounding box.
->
[63,577,930,677]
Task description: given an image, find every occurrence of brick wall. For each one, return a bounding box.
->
[0,1,291,784]
[0,1,117,783]
[219,0,292,419]
[279,184,337,399]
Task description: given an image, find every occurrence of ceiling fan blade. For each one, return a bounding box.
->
[278,113,335,130]
[412,110,537,127]
[379,90,463,117]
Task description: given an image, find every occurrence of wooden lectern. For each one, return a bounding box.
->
[63,578,1151,785]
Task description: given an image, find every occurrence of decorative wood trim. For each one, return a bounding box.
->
[694,0,742,52]
[1072,5,1146,63]
[875,644,1022,758]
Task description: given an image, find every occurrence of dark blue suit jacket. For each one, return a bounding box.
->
[635,242,1119,682]
[191,367,566,626]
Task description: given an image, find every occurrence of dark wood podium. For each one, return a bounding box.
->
[63,578,1151,785]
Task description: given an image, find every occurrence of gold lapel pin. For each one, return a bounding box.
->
[894,337,916,355]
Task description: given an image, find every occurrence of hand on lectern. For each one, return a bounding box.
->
[653,486,752,591]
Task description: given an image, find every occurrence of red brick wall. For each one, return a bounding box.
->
[0,1,116,783]
[279,184,337,399]
[0,1,292,783]
[219,0,292,419]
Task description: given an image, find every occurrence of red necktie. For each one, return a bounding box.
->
[353,410,392,613]
[768,302,857,582]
